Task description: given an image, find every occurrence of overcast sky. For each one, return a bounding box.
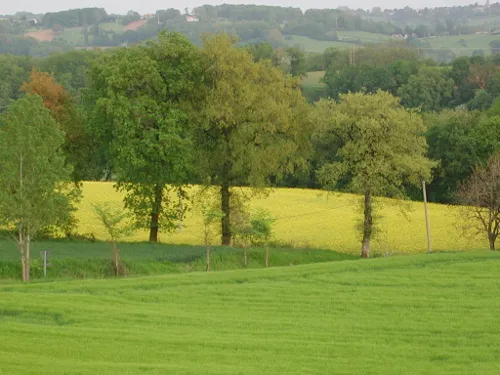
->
[3,0,483,16]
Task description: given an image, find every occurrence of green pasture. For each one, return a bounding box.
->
[0,252,499,373]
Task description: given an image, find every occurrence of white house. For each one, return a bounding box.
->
[185,15,199,22]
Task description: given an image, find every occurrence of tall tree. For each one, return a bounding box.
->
[397,67,455,111]
[85,31,203,242]
[457,153,500,251]
[0,95,78,281]
[195,33,311,245]
[20,70,94,181]
[425,110,500,203]
[313,91,435,258]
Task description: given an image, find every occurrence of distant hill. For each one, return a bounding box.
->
[2,3,500,58]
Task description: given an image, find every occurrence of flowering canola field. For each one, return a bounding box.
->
[76,182,487,254]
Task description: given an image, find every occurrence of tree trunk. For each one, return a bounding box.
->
[489,234,495,251]
[221,182,231,245]
[113,242,120,276]
[361,190,373,258]
[244,246,248,267]
[18,230,25,282]
[21,254,26,282]
[149,184,163,243]
[25,235,30,282]
[206,246,211,272]
[265,246,269,267]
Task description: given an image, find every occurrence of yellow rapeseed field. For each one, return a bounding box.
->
[76,182,488,254]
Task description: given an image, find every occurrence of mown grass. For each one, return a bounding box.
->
[284,35,354,53]
[425,34,499,56]
[0,239,355,280]
[0,252,499,374]
[300,71,326,102]
[74,182,489,254]
[336,30,392,43]
[301,70,325,88]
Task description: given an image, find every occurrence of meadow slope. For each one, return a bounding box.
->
[75,182,488,254]
[0,252,499,374]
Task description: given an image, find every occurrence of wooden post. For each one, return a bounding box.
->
[422,180,432,253]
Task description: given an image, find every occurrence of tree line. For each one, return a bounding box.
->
[0,31,499,282]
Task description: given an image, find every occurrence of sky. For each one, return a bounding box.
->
[2,0,484,16]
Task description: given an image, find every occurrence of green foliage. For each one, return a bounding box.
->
[467,89,494,111]
[195,33,312,244]
[0,95,79,280]
[286,46,307,77]
[41,8,107,28]
[397,67,455,111]
[314,91,434,197]
[425,110,500,203]
[85,31,204,240]
[313,91,435,256]
[0,55,33,112]
[0,95,78,234]
[93,203,135,243]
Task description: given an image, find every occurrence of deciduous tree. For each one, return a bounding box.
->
[20,70,95,182]
[85,31,204,242]
[397,67,455,111]
[457,153,500,251]
[195,33,311,245]
[313,91,435,258]
[0,95,78,281]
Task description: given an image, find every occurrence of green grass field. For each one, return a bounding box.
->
[284,35,354,53]
[1,252,499,373]
[425,34,499,56]
[0,239,355,280]
[337,30,392,43]
[301,71,325,88]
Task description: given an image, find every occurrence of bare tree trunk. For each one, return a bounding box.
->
[221,182,231,245]
[361,190,373,258]
[244,246,248,267]
[149,184,163,243]
[265,246,269,267]
[206,246,211,272]
[489,234,495,251]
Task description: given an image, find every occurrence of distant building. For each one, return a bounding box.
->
[185,15,199,22]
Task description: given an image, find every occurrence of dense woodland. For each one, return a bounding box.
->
[2,22,500,278]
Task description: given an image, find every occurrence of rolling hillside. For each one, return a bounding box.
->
[1,252,499,374]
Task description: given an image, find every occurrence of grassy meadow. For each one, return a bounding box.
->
[1,252,499,374]
[73,182,487,254]
[284,35,354,53]
[0,240,355,280]
[425,34,499,56]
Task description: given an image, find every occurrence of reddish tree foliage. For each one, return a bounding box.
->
[21,70,81,143]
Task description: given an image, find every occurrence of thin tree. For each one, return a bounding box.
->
[201,206,225,272]
[93,203,136,276]
[0,95,78,281]
[456,153,500,251]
